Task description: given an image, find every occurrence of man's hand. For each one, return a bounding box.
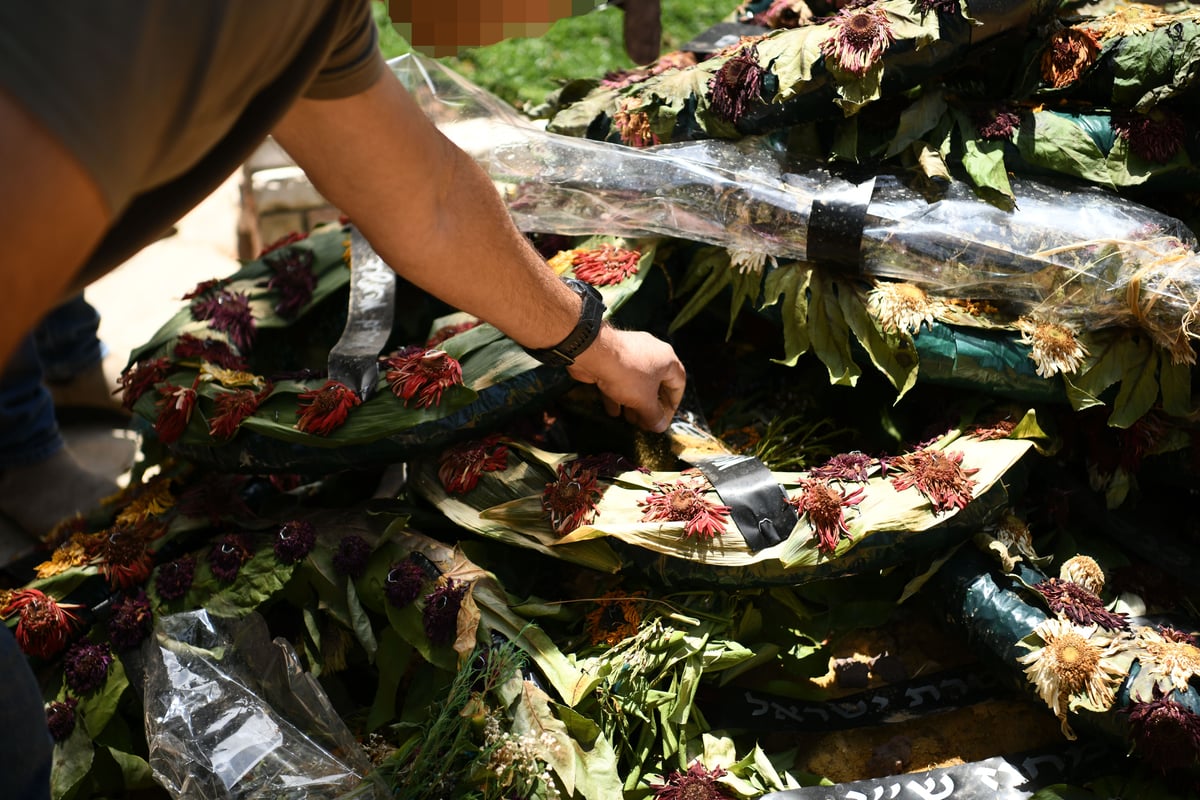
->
[567,326,685,433]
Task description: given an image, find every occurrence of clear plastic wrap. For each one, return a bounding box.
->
[392,53,1200,360]
[142,610,370,800]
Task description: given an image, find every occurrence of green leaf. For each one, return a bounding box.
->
[347,579,378,661]
[367,627,413,731]
[758,26,828,102]
[831,116,859,163]
[886,89,948,158]
[386,598,457,672]
[104,747,152,790]
[78,657,129,739]
[512,682,624,800]
[669,248,732,333]
[202,549,296,618]
[807,272,860,386]
[1016,111,1113,187]
[831,60,885,115]
[762,263,811,366]
[1109,346,1160,427]
[839,284,918,398]
[1069,331,1141,404]
[1159,355,1192,416]
[956,112,1013,199]
[50,723,94,800]
[1109,18,1200,109]
[726,267,765,339]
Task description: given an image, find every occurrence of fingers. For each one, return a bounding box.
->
[602,394,621,418]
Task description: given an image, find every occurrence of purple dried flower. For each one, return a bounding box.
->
[191,289,256,351]
[423,579,468,647]
[333,535,372,579]
[262,248,316,318]
[46,698,78,742]
[1111,109,1187,164]
[708,44,765,124]
[974,105,1022,141]
[208,533,252,583]
[809,451,874,482]
[274,520,316,565]
[107,591,153,650]
[385,559,426,609]
[1033,577,1129,631]
[1127,693,1200,773]
[155,554,196,601]
[63,642,113,695]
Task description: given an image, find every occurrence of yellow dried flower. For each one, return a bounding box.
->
[199,362,266,389]
[34,542,90,579]
[1060,554,1104,595]
[1015,316,1088,378]
[867,281,941,334]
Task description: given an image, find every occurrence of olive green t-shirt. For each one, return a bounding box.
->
[0,0,386,288]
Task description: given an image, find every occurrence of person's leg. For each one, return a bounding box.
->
[34,294,122,414]
[0,623,52,800]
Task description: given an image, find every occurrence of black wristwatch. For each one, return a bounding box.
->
[523,279,606,367]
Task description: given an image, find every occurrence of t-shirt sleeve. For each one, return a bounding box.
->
[304,0,386,100]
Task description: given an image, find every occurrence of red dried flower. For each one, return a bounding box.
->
[153,377,200,444]
[809,451,874,482]
[1,589,80,659]
[107,591,153,650]
[385,559,427,608]
[542,461,604,536]
[426,320,481,349]
[1111,109,1186,164]
[708,44,766,123]
[1034,577,1129,631]
[612,107,660,148]
[889,449,978,513]
[182,278,224,301]
[970,418,1016,441]
[93,524,156,590]
[571,244,641,286]
[821,5,896,76]
[191,289,256,351]
[173,334,249,371]
[208,533,252,583]
[639,476,732,541]
[208,384,272,440]
[116,357,172,411]
[1127,693,1200,773]
[653,761,733,800]
[383,348,464,409]
[437,434,509,494]
[295,380,362,436]
[423,579,468,646]
[274,520,317,565]
[1041,27,1100,89]
[789,478,865,554]
[259,230,308,256]
[262,248,316,318]
[974,105,1022,141]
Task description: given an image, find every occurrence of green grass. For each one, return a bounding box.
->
[374,1,732,110]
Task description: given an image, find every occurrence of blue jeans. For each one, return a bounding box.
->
[0,623,52,799]
[0,295,103,469]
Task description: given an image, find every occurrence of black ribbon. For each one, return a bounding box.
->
[694,455,797,551]
[806,177,876,270]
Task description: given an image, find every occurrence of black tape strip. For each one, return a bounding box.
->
[806,177,876,269]
[694,455,797,551]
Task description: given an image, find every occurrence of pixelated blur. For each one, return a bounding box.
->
[388,0,606,56]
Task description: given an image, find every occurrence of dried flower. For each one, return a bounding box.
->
[34,541,90,579]
[1131,626,1200,698]
[571,244,641,286]
[542,461,605,536]
[333,535,372,579]
[191,289,256,351]
[116,357,172,411]
[889,449,978,513]
[199,362,265,389]
[208,533,252,583]
[653,761,733,800]
[107,591,153,650]
[612,107,660,148]
[174,333,249,371]
[1126,693,1200,773]
[209,384,272,440]
[639,476,733,541]
[93,524,156,590]
[708,44,765,124]
[46,698,78,742]
[969,418,1016,441]
[914,0,960,17]
[63,642,113,695]
[809,451,875,482]
[153,378,199,444]
[114,476,176,525]
[867,281,939,334]
[750,0,809,28]
[295,380,362,435]
[426,320,481,349]
[262,247,316,317]
[973,105,1022,141]
[155,554,196,601]
[1015,316,1088,378]
[423,579,468,647]
[274,520,317,564]
[601,50,697,89]
[1040,27,1101,89]
[176,475,254,524]
[1,589,79,659]
[1060,554,1105,594]
[1017,618,1127,739]
[182,278,224,301]
[383,348,463,409]
[1111,109,1186,164]
[789,478,866,554]
[385,559,427,608]
[438,435,509,495]
[821,5,896,76]
[584,591,645,647]
[1033,577,1128,631]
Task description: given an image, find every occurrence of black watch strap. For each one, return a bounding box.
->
[523,279,606,367]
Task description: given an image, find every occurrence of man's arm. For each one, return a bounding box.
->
[0,88,110,370]
[272,72,685,431]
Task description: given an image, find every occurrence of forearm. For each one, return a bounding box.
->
[272,75,582,351]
